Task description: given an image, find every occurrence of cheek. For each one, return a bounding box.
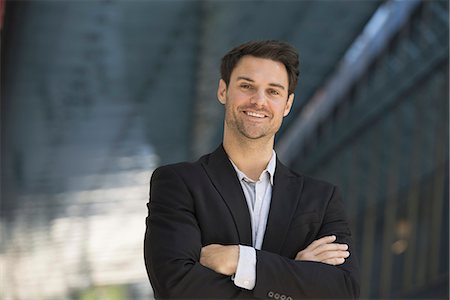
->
[275,99,292,116]
[272,102,288,117]
[224,101,238,118]
[232,90,247,100]
[228,94,248,109]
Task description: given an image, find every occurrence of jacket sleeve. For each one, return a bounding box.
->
[144,166,246,299]
[253,187,360,299]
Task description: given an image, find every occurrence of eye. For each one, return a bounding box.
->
[240,84,252,90]
[269,89,280,96]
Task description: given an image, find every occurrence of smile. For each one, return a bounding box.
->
[244,111,266,118]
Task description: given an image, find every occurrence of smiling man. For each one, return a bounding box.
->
[144,40,360,299]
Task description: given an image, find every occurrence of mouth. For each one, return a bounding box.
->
[243,110,268,119]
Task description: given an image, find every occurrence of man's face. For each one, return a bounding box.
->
[217,55,294,141]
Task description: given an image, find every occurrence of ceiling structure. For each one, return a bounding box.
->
[114,0,383,162]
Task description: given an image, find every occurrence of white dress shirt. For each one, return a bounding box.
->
[229,151,276,290]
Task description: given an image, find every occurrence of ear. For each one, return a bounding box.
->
[217,79,227,104]
[283,93,294,117]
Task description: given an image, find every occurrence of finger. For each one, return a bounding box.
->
[306,235,337,250]
[323,257,346,265]
[311,243,348,256]
[316,250,350,261]
[296,248,348,262]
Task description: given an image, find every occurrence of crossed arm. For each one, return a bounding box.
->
[200,235,350,276]
[145,166,360,299]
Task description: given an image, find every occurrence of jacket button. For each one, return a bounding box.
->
[268,291,274,298]
[286,297,293,300]
[281,295,286,300]
[274,293,280,299]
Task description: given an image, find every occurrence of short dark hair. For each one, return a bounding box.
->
[220,40,300,95]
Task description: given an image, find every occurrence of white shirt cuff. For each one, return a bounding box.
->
[232,245,256,290]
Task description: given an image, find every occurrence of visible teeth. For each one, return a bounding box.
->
[246,111,265,118]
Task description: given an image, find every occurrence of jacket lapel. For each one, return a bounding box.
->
[262,160,304,253]
[201,145,253,246]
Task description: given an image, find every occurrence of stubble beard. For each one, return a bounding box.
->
[225,106,276,141]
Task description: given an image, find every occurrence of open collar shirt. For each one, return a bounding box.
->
[229,151,276,290]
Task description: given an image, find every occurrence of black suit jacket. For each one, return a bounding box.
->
[144,145,360,299]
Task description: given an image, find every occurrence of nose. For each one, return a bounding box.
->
[250,89,266,106]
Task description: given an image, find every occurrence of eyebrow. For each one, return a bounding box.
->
[237,76,286,90]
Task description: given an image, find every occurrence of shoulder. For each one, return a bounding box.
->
[151,152,212,181]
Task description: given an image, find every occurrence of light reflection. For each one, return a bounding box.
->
[2,151,158,300]
[392,239,409,255]
[391,219,412,255]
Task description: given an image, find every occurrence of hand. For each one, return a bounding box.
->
[200,244,239,276]
[295,235,349,265]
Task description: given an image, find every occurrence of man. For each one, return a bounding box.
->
[144,40,360,299]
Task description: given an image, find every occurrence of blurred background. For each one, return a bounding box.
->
[1,0,448,299]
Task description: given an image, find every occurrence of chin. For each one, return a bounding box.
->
[240,130,269,140]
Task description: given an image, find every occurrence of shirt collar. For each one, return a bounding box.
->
[229,150,277,185]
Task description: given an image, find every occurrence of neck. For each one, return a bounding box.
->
[223,131,274,181]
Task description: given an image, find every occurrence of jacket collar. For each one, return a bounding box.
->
[201,145,253,246]
[201,144,303,252]
[262,160,304,253]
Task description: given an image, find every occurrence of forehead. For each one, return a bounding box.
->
[230,55,289,87]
